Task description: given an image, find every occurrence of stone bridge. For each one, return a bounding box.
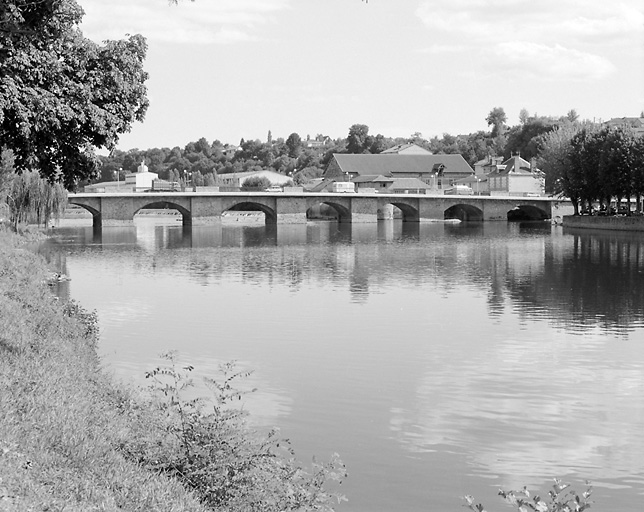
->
[68,191,569,228]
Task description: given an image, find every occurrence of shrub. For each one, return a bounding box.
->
[464,479,593,512]
[145,352,347,512]
[241,176,271,191]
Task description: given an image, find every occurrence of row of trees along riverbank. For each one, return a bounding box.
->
[540,124,644,215]
[0,228,346,511]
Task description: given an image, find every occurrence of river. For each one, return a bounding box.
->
[40,216,644,511]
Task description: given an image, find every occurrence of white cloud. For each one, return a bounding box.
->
[80,0,290,44]
[560,4,644,41]
[415,0,641,81]
[493,41,616,81]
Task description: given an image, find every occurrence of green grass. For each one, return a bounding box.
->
[0,228,208,512]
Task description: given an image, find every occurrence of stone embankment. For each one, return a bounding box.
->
[563,215,644,231]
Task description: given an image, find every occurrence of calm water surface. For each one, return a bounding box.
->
[41,218,644,511]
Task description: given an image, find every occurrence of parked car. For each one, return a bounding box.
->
[265,185,283,192]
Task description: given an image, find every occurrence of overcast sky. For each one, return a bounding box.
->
[79,0,644,151]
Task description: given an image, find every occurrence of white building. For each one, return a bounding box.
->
[125,161,158,191]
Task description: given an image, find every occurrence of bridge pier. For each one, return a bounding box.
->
[276,213,307,224]
[350,197,378,223]
[102,218,135,227]
[418,201,446,221]
[275,197,308,224]
[192,216,221,226]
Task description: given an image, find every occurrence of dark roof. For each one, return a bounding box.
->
[331,153,473,176]
[487,156,538,177]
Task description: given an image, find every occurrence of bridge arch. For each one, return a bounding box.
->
[306,201,351,223]
[224,201,277,224]
[388,201,420,222]
[68,201,100,218]
[67,200,101,227]
[507,204,550,221]
[445,203,483,222]
[134,201,192,225]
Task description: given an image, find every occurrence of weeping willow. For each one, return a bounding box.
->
[5,170,68,231]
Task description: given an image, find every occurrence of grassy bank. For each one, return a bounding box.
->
[0,229,208,511]
[0,228,344,512]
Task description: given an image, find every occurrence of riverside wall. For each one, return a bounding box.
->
[563,215,644,231]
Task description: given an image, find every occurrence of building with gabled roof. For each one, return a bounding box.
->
[352,174,394,192]
[388,178,433,194]
[487,155,544,196]
[604,116,644,136]
[324,153,473,189]
[473,155,504,177]
[381,143,432,155]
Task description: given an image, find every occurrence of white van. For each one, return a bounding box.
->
[445,185,473,195]
[331,182,355,193]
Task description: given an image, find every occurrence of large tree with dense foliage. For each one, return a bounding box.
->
[538,124,644,215]
[1,0,149,188]
[346,124,370,154]
[504,118,558,160]
[486,107,507,138]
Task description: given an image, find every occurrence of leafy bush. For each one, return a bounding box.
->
[241,176,271,191]
[464,479,593,512]
[145,352,347,512]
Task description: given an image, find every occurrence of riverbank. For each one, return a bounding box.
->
[0,229,209,511]
[0,228,344,512]
[563,214,644,231]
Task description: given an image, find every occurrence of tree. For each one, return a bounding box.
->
[203,172,216,186]
[504,119,556,161]
[486,107,507,137]
[346,124,370,154]
[1,0,149,188]
[293,166,323,185]
[285,133,302,159]
[241,176,271,191]
[5,169,67,231]
[598,127,639,209]
[519,108,530,125]
[566,109,580,123]
[536,123,582,204]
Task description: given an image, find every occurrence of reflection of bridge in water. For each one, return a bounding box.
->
[68,191,570,228]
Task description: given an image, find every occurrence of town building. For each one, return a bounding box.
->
[324,153,474,190]
[381,143,432,155]
[124,161,158,191]
[84,161,158,193]
[486,155,544,196]
[604,116,644,136]
[352,175,432,194]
